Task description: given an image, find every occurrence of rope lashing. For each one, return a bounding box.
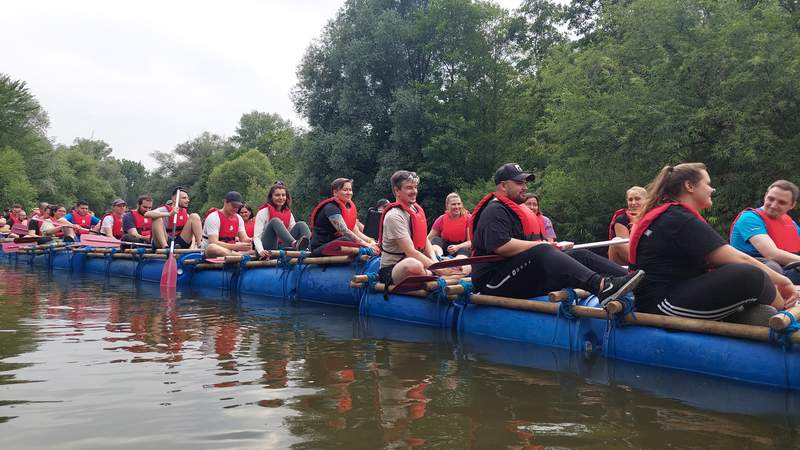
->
[557,288,577,321]
[770,311,800,349]
[365,272,379,291]
[433,277,449,303]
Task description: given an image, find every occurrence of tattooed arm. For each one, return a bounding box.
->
[329,214,364,244]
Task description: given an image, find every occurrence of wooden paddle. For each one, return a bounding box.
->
[427,239,630,270]
[160,189,181,288]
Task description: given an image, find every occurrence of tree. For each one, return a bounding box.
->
[232,111,298,178]
[202,149,277,213]
[0,147,36,208]
[118,159,149,206]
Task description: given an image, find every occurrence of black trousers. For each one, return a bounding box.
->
[637,264,775,320]
[474,245,626,298]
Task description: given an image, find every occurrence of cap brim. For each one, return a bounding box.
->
[511,173,534,182]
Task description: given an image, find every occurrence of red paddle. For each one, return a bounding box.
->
[160,189,181,288]
[391,275,440,293]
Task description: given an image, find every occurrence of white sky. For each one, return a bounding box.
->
[1,0,521,168]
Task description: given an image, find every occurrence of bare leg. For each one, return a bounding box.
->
[391,258,427,285]
[180,214,202,248]
[608,243,629,266]
[150,217,168,248]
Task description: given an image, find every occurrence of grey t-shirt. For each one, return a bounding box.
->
[380,206,413,268]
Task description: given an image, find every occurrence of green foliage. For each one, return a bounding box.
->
[0,147,36,208]
[233,111,298,179]
[202,149,277,213]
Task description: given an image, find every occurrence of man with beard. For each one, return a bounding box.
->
[470,163,644,304]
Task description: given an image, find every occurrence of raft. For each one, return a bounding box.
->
[2,242,800,392]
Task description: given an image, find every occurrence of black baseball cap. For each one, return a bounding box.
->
[224,191,243,205]
[494,163,534,184]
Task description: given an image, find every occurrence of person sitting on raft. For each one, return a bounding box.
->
[41,204,79,242]
[65,200,100,237]
[309,178,378,256]
[630,164,798,321]
[122,195,154,244]
[730,180,800,284]
[5,204,23,227]
[27,202,49,236]
[201,191,252,258]
[100,199,127,239]
[146,190,203,250]
[524,193,556,242]
[428,192,472,257]
[238,204,256,239]
[252,181,311,258]
[363,198,390,240]
[471,163,642,303]
[607,186,647,265]
[378,170,461,285]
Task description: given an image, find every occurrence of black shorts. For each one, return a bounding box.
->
[378,265,395,285]
[153,235,190,252]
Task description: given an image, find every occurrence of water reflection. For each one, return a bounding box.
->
[0,266,799,449]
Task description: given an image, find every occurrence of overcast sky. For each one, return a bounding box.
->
[2,0,521,168]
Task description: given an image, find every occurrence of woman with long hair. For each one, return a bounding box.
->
[428,192,472,257]
[607,186,646,265]
[253,181,312,257]
[524,194,556,242]
[630,163,798,322]
[238,204,256,238]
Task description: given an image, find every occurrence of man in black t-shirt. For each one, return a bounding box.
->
[471,163,644,304]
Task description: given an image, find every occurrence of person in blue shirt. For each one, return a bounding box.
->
[730,180,800,284]
[64,200,100,236]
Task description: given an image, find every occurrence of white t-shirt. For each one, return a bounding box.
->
[202,211,246,248]
[252,207,297,253]
[100,215,116,235]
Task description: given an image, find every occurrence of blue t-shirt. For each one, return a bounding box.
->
[63,213,100,226]
[730,208,800,256]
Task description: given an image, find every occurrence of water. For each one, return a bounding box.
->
[1,266,800,449]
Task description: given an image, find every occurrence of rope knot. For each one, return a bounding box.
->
[557,288,577,321]
[770,311,800,349]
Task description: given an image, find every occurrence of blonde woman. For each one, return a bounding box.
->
[608,186,647,265]
[428,193,472,257]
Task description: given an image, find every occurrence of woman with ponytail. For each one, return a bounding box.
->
[428,193,472,257]
[630,163,798,322]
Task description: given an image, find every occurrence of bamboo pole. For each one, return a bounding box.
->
[464,292,800,344]
[769,305,800,331]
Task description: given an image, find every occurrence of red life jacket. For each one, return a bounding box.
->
[440,213,469,243]
[163,204,188,233]
[310,197,358,233]
[378,202,428,252]
[101,213,124,239]
[205,207,218,219]
[629,202,706,265]
[130,209,152,238]
[216,210,240,243]
[260,203,292,229]
[69,210,94,235]
[471,193,544,241]
[7,215,19,226]
[243,219,255,238]
[730,208,800,253]
[608,208,634,239]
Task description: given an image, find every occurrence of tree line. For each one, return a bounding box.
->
[2,0,798,240]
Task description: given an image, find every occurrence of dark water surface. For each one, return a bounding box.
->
[1,266,800,449]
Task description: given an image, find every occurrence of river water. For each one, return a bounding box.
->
[1,266,799,449]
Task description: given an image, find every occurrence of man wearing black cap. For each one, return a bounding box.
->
[202,191,252,258]
[470,163,644,304]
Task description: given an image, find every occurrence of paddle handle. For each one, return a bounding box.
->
[569,238,629,250]
[168,189,181,254]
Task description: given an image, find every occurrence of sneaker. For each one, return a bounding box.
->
[597,270,645,306]
[293,236,310,251]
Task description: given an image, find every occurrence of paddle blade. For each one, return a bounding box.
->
[80,234,122,246]
[428,255,505,270]
[391,275,440,293]
[160,254,178,288]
